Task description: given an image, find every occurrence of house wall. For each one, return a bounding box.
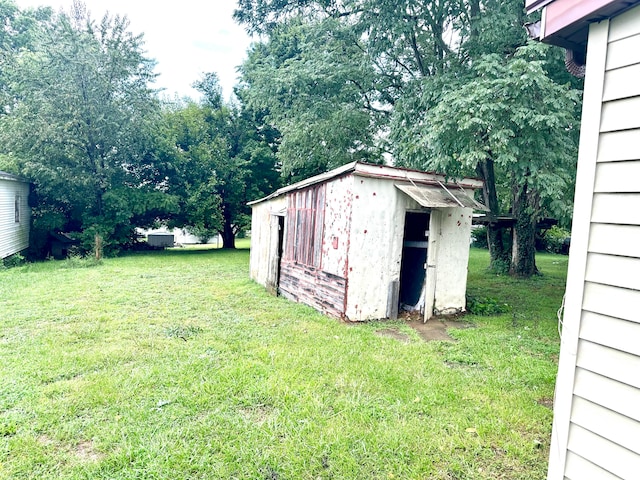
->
[249,196,286,289]
[548,7,640,479]
[0,178,30,259]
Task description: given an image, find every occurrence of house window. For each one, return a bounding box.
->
[285,184,325,267]
[14,195,20,223]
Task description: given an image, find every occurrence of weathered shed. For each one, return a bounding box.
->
[0,171,31,259]
[527,1,640,478]
[249,162,486,322]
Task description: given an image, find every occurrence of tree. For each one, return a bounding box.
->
[238,17,387,181]
[235,0,583,276]
[164,73,280,249]
[409,45,580,275]
[0,1,175,258]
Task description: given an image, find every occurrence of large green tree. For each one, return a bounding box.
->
[0,1,175,257]
[236,0,582,276]
[165,73,280,249]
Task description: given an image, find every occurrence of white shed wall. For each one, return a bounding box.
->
[432,208,474,315]
[0,178,30,259]
[249,196,286,289]
[321,174,353,279]
[548,6,640,479]
[345,176,409,321]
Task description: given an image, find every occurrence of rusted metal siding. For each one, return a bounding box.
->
[0,177,30,259]
[432,208,474,315]
[345,176,407,321]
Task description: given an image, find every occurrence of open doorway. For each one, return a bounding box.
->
[399,211,430,312]
[276,215,285,292]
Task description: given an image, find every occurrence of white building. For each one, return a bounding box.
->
[249,161,486,321]
[527,1,640,478]
[0,171,30,259]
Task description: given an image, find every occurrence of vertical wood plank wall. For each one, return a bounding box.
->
[280,183,348,319]
[549,5,640,479]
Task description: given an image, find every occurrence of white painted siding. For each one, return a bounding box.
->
[0,177,30,259]
[548,5,640,479]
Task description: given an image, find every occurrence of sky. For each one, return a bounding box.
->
[14,0,255,101]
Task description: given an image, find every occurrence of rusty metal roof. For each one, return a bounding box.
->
[248,161,484,206]
[395,183,489,211]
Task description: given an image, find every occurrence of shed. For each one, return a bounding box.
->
[249,162,486,322]
[527,1,640,478]
[0,171,31,260]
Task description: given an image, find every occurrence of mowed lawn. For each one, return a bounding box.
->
[0,244,567,479]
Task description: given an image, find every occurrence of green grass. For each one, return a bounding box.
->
[0,245,566,479]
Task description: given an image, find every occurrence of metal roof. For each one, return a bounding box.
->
[0,170,29,183]
[395,183,489,211]
[248,161,484,206]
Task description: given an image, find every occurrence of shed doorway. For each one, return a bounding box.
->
[399,211,430,312]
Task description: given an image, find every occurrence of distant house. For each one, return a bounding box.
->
[249,161,486,321]
[527,1,640,478]
[0,171,30,259]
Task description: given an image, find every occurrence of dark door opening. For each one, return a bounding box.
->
[399,211,430,311]
[276,215,285,293]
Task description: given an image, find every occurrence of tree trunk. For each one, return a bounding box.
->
[510,182,538,277]
[477,159,509,271]
[221,211,236,249]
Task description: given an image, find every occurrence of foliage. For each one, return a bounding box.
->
[235,0,583,277]
[541,225,571,254]
[238,17,385,180]
[163,74,280,248]
[1,252,25,269]
[0,1,177,258]
[466,295,510,316]
[0,246,566,479]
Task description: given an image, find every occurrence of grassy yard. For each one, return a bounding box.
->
[0,244,567,479]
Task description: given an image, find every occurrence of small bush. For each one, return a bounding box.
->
[2,253,26,269]
[542,226,571,254]
[471,226,488,248]
[61,254,103,269]
[466,295,510,316]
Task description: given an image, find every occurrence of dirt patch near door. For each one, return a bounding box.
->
[407,317,474,342]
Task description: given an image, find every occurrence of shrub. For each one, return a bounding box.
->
[471,226,488,248]
[466,295,510,315]
[542,225,571,254]
[2,253,25,269]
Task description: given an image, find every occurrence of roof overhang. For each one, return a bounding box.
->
[395,183,489,211]
[0,170,29,183]
[248,161,484,207]
[526,0,638,50]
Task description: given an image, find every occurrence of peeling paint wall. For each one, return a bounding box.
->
[432,207,474,315]
[345,176,411,321]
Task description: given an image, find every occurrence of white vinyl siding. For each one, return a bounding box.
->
[0,177,30,259]
[548,5,640,479]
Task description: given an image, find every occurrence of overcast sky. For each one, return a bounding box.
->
[15,0,254,101]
